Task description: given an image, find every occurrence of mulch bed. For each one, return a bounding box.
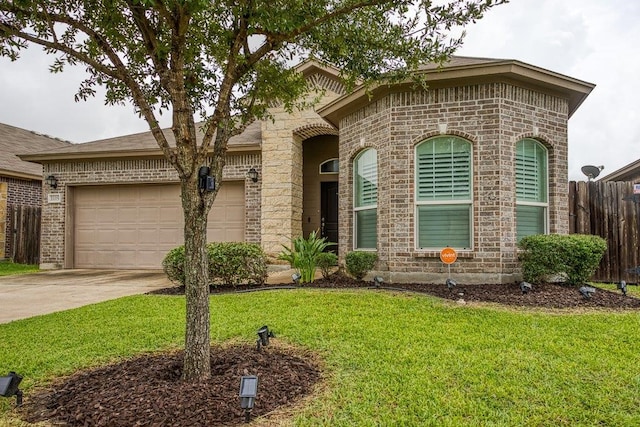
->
[18,273,640,427]
[22,344,320,427]
[150,272,640,310]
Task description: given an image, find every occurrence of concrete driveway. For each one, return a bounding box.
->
[0,270,172,323]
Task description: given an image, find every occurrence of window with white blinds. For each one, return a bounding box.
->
[516,139,548,241]
[415,137,472,249]
[354,148,377,249]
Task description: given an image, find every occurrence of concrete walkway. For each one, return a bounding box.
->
[0,270,172,323]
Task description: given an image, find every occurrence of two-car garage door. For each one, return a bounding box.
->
[73,182,245,269]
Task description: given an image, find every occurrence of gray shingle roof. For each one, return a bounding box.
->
[21,120,262,160]
[0,123,71,179]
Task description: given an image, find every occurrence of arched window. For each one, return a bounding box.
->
[415,136,472,249]
[319,158,339,174]
[516,138,548,240]
[353,149,377,249]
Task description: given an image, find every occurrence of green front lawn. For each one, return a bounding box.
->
[1,290,639,426]
[0,262,38,277]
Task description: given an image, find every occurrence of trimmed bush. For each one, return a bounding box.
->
[162,242,268,286]
[316,252,338,279]
[345,251,378,280]
[162,246,186,285]
[208,242,268,286]
[518,234,607,285]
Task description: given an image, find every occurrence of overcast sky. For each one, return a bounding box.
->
[1,0,638,181]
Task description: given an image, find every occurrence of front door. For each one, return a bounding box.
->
[321,181,339,252]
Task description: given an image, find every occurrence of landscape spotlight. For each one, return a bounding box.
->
[0,372,23,406]
[239,375,258,423]
[256,325,275,351]
[373,276,384,288]
[520,281,532,294]
[579,286,596,299]
[292,273,301,285]
[618,281,628,296]
[446,278,457,291]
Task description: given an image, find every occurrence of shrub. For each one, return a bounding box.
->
[518,234,607,285]
[162,245,186,285]
[162,242,268,286]
[278,230,334,284]
[316,252,338,279]
[345,251,378,280]
[208,242,268,286]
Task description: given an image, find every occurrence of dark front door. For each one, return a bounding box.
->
[321,181,339,252]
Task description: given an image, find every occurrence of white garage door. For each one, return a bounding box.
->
[73,182,245,269]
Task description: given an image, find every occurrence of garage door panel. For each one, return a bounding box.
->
[74,183,245,269]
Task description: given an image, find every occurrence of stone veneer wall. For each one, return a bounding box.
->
[40,153,261,269]
[260,85,343,256]
[0,176,42,259]
[338,82,569,284]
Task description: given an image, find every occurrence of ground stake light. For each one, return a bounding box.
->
[239,375,258,423]
[618,281,627,296]
[446,278,457,291]
[0,372,23,406]
[579,286,596,299]
[256,325,275,351]
[520,281,532,294]
[292,273,301,285]
[373,276,384,288]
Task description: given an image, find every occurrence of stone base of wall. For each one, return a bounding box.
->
[0,182,6,259]
[367,270,522,285]
[39,262,63,270]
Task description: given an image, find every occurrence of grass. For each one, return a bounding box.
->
[595,282,640,297]
[0,262,38,277]
[1,290,640,426]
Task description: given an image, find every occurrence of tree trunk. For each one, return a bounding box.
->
[181,177,211,381]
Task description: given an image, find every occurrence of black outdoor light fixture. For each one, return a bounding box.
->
[256,325,275,351]
[618,281,628,296]
[520,281,532,294]
[446,278,457,291]
[247,167,259,183]
[239,375,258,423]
[579,286,596,299]
[373,276,384,288]
[292,272,301,285]
[198,166,215,192]
[45,175,58,189]
[0,372,23,406]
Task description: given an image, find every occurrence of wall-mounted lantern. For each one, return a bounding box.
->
[247,167,259,183]
[45,175,58,189]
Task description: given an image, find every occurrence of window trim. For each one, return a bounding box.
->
[414,136,474,251]
[515,139,549,240]
[353,148,378,251]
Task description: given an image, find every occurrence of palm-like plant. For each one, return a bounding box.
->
[278,231,334,284]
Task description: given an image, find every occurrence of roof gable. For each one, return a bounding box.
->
[0,123,71,179]
[319,56,595,126]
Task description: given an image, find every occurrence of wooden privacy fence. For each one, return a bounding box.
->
[7,205,41,265]
[569,181,640,283]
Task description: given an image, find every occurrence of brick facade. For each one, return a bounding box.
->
[337,83,569,284]
[40,153,261,269]
[0,176,41,259]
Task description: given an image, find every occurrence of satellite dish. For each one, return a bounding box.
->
[581,165,604,181]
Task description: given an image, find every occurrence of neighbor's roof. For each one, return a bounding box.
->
[0,123,71,180]
[20,120,262,163]
[599,158,640,182]
[319,56,596,126]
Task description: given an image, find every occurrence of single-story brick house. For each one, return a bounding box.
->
[21,56,594,283]
[0,123,70,261]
